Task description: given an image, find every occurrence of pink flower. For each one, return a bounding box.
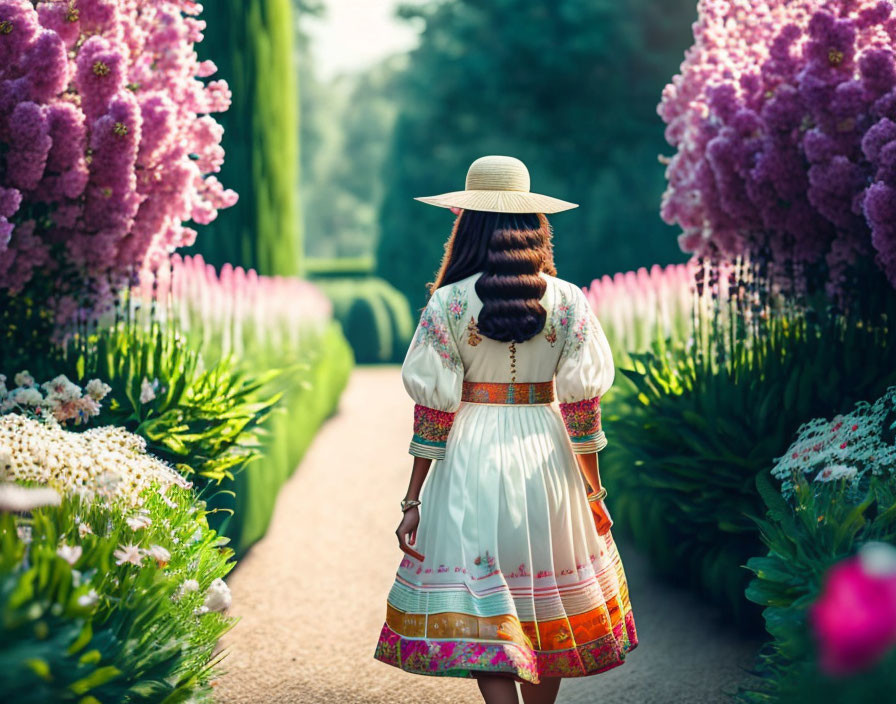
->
[808,544,896,676]
[0,0,236,335]
[659,0,896,295]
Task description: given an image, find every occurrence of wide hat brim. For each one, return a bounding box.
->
[415,189,578,214]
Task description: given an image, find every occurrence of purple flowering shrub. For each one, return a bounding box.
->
[0,0,237,330]
[659,0,896,298]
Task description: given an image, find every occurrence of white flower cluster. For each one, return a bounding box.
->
[0,371,112,426]
[0,414,192,506]
[771,386,896,500]
[113,542,172,567]
[139,377,159,404]
[171,576,232,614]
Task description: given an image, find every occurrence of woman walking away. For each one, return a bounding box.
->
[372,155,638,704]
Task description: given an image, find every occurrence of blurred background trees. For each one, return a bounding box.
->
[294,0,698,315]
[375,0,697,310]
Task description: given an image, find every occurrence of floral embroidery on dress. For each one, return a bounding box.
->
[415,297,462,371]
[544,289,572,347]
[446,286,468,322]
[412,403,455,446]
[559,396,602,441]
[472,549,497,578]
[466,316,482,346]
[560,310,589,362]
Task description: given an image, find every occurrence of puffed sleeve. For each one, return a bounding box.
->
[401,289,464,460]
[554,285,615,454]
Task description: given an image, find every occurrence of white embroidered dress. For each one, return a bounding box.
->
[373,271,638,684]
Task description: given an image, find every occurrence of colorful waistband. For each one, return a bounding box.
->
[461,380,555,405]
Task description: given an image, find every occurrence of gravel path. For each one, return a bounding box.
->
[213,366,762,703]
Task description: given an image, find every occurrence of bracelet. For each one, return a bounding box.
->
[587,487,607,503]
[400,499,421,512]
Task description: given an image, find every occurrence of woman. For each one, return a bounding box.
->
[372,156,638,704]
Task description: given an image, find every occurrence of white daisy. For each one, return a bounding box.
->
[126,513,153,531]
[0,484,61,512]
[113,543,144,567]
[139,378,157,404]
[203,578,232,612]
[57,543,83,565]
[77,589,99,608]
[146,544,171,566]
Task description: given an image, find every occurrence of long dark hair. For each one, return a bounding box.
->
[427,210,557,343]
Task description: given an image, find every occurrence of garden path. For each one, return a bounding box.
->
[213,366,762,704]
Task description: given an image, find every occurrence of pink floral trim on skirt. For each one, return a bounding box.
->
[373,610,638,685]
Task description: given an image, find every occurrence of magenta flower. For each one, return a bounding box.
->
[0,0,237,336]
[808,543,896,676]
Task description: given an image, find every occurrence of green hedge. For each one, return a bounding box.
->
[207,322,354,555]
[602,288,896,631]
[314,276,414,363]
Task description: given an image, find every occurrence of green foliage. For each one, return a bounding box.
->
[754,649,896,704]
[58,316,282,493]
[189,0,301,276]
[374,0,696,309]
[304,256,376,277]
[207,321,354,554]
[606,289,896,629]
[735,474,896,703]
[0,488,235,703]
[315,276,414,363]
[0,289,60,373]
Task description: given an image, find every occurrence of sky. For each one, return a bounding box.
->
[303,0,422,80]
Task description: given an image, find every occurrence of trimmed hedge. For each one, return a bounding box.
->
[207,321,354,555]
[314,276,414,363]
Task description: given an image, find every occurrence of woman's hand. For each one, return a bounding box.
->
[396,506,420,554]
[588,497,614,535]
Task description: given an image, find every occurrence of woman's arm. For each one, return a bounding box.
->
[575,452,602,494]
[396,455,432,554]
[403,455,433,502]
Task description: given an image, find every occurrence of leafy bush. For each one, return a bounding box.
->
[0,413,235,702]
[606,265,896,628]
[208,321,354,554]
[58,316,282,492]
[0,489,235,703]
[119,256,354,553]
[736,388,896,702]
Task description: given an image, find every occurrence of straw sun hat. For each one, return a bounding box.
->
[414,155,578,214]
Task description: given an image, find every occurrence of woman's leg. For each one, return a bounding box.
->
[472,672,520,704]
[519,676,562,704]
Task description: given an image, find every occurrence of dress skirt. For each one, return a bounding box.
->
[373,399,638,685]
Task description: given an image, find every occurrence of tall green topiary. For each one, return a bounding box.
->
[189,0,301,277]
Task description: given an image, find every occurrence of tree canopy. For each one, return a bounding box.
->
[375,0,696,310]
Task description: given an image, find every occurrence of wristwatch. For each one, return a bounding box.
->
[400,499,421,512]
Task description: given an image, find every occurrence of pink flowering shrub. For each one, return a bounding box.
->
[659,0,896,296]
[0,0,237,329]
[583,261,695,363]
[130,254,333,359]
